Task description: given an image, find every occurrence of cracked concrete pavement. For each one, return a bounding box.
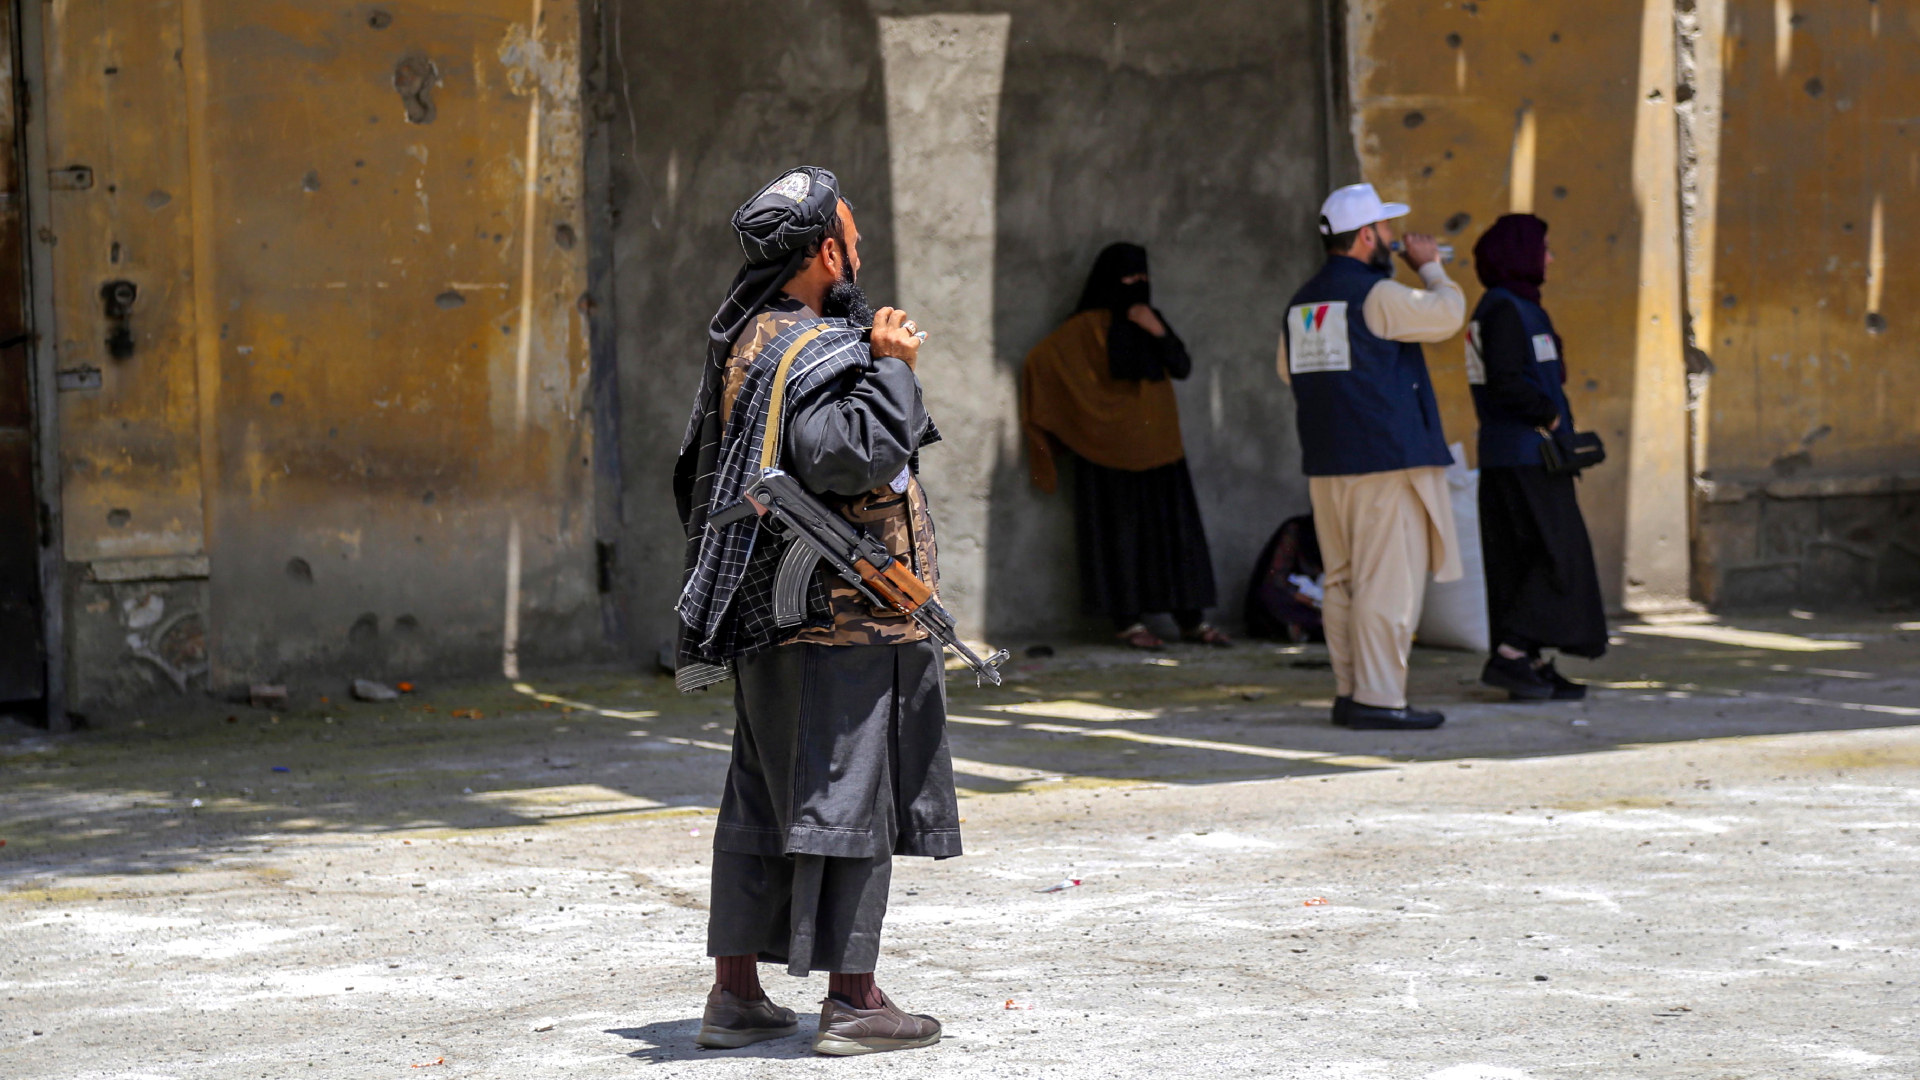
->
[4,613,1919,1078]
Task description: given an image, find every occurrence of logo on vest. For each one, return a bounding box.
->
[1464,321,1486,385]
[1531,334,1560,362]
[1287,301,1352,374]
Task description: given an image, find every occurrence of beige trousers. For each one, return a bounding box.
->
[1309,467,1462,709]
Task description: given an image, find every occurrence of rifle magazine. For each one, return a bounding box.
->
[772,539,824,628]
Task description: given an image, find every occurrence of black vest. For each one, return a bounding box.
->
[1466,287,1573,468]
[1284,257,1453,476]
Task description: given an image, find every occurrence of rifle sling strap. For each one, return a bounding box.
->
[758,325,829,471]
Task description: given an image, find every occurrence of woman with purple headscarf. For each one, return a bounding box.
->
[1466,214,1608,700]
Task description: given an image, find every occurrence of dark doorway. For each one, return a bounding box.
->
[0,0,45,708]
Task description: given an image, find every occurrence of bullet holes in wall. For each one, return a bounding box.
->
[393,55,438,124]
[368,10,393,30]
[286,557,314,584]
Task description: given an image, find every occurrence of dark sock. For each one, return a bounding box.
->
[715,954,763,1001]
[827,972,884,1010]
[1174,610,1205,633]
[1113,614,1144,632]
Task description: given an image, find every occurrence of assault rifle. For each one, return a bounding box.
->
[709,469,1010,686]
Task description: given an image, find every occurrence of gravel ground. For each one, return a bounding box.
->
[4,614,1918,1079]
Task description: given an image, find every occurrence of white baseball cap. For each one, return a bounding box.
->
[1318,183,1410,235]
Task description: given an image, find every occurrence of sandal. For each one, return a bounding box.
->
[1116,623,1165,650]
[1181,623,1234,648]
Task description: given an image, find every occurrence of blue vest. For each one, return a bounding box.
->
[1284,257,1453,477]
[1467,288,1574,468]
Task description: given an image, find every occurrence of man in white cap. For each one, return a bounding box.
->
[1278,183,1467,730]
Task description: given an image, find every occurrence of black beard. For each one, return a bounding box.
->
[1369,244,1395,273]
[821,275,875,326]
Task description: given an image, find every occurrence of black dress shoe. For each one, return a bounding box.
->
[1342,702,1445,730]
[1481,654,1554,701]
[1536,660,1586,701]
[1331,696,1354,727]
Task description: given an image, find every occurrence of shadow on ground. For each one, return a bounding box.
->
[606,1021,820,1062]
[4,611,1917,881]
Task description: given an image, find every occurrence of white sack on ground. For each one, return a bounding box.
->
[1417,443,1489,653]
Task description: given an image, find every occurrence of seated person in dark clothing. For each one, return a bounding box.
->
[1465,214,1609,700]
[1020,243,1230,649]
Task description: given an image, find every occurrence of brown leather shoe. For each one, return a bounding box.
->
[811,991,942,1056]
[695,984,798,1049]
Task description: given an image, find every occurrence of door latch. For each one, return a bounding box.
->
[100,279,137,360]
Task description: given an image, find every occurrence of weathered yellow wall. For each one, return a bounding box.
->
[1709,1,1920,481]
[1690,1,1920,606]
[1348,0,1920,611]
[1344,0,1654,606]
[51,1,599,704]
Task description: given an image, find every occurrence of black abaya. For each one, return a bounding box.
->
[1478,465,1608,658]
[1073,457,1218,621]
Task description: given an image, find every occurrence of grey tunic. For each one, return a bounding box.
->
[706,341,961,974]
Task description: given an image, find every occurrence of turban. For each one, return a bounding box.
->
[730,166,843,266]
[708,167,845,355]
[679,167,849,529]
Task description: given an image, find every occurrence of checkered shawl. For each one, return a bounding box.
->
[676,318,893,663]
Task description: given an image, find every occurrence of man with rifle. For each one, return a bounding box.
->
[673,167,997,1056]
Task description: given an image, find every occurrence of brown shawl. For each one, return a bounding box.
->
[1021,309,1186,492]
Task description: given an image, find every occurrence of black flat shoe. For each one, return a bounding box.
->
[1331,695,1354,727]
[1342,702,1445,730]
[1481,654,1554,701]
[1537,660,1587,701]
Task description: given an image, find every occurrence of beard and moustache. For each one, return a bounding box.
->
[819,257,876,326]
[1367,238,1394,273]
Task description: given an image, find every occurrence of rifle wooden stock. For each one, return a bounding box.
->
[854,556,937,614]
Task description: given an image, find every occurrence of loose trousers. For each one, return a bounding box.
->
[706,640,959,976]
[1309,466,1461,709]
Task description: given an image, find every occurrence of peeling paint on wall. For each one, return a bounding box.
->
[498,20,582,210]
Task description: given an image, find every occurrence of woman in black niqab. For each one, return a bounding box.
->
[1022,242,1227,649]
[1075,243,1192,382]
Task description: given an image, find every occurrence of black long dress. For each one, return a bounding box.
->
[1475,302,1609,659]
[1075,456,1218,623]
[1073,317,1218,624]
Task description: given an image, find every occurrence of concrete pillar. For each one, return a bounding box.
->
[877,13,1013,641]
[1622,0,1695,615]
